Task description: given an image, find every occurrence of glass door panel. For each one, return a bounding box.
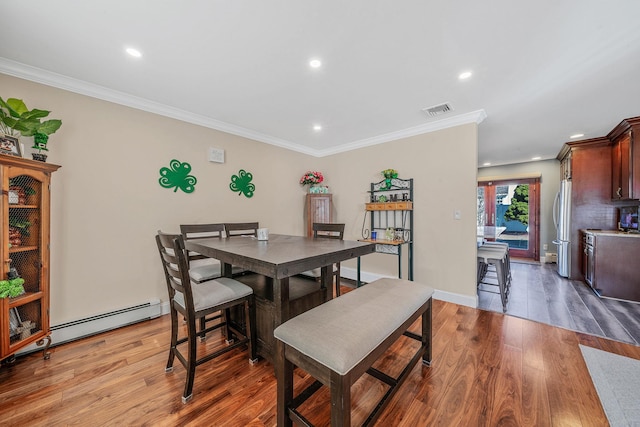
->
[478,178,539,260]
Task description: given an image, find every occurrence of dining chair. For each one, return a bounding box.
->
[179,223,225,284]
[224,222,259,238]
[300,223,345,297]
[155,231,257,403]
[180,223,246,281]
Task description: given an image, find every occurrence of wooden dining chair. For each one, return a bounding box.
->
[155,231,257,403]
[180,223,246,281]
[300,223,345,297]
[179,223,225,284]
[224,222,259,238]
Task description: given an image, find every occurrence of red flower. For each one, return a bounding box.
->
[300,171,324,185]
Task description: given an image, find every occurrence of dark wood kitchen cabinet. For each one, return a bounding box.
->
[581,231,595,287]
[581,230,640,302]
[557,138,616,280]
[610,117,640,201]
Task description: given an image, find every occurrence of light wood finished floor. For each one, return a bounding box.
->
[1,295,639,426]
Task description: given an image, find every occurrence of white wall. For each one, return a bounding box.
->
[477,159,561,260]
[1,73,479,326]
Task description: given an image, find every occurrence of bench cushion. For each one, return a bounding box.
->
[274,278,434,375]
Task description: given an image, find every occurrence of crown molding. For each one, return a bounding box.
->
[0,58,486,158]
[0,58,313,153]
[317,110,487,157]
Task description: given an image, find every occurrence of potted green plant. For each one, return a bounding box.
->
[0,97,62,162]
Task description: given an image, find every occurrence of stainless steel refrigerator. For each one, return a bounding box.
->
[552,180,572,277]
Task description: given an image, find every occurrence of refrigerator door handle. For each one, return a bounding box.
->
[553,191,560,230]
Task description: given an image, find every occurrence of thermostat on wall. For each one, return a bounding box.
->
[209,147,225,163]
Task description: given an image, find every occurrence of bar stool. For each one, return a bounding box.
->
[481,241,512,286]
[477,245,510,312]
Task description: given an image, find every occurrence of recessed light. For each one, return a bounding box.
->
[125,47,142,58]
[531,156,541,161]
[313,124,322,131]
[309,59,322,68]
[483,162,491,166]
[458,71,472,80]
[570,133,584,139]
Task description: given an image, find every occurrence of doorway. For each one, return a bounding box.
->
[477,177,540,260]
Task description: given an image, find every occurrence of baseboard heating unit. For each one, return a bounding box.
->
[17,298,162,356]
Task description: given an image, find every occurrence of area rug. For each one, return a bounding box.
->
[579,345,640,426]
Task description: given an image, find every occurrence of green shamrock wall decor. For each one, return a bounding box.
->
[230,169,255,198]
[159,159,197,193]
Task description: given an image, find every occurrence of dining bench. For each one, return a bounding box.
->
[274,277,434,426]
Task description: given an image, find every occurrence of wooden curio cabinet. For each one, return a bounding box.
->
[0,154,60,363]
[305,194,332,237]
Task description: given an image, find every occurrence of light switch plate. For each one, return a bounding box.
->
[208,147,225,163]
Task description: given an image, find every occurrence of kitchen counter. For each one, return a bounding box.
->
[581,229,640,302]
[583,229,640,237]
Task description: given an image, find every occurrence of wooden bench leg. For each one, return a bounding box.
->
[276,340,293,427]
[330,371,351,427]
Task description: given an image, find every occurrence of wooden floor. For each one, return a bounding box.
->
[478,261,640,345]
[2,291,639,426]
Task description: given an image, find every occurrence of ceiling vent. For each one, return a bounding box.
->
[422,102,453,117]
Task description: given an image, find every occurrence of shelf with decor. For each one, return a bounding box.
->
[359,175,414,283]
[0,154,60,365]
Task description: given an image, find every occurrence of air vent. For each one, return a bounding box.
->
[422,102,453,117]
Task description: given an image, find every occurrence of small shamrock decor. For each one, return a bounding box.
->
[159,159,197,193]
[230,169,255,198]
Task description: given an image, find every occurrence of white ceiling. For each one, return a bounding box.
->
[2,1,640,167]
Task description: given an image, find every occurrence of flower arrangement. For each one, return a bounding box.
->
[300,171,324,186]
[382,169,398,179]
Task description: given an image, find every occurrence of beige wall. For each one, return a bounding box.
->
[1,73,478,325]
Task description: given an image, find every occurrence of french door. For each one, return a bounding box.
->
[477,178,540,260]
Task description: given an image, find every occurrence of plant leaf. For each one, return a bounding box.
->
[6,98,28,116]
[37,120,62,135]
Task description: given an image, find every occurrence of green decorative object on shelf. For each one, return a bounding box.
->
[382,168,398,179]
[381,169,398,189]
[0,277,25,298]
[230,169,255,198]
[309,185,329,194]
[159,159,197,193]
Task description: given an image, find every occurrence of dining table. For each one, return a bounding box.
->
[185,233,376,362]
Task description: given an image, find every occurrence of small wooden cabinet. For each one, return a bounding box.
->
[305,194,332,237]
[0,155,60,363]
[609,117,640,200]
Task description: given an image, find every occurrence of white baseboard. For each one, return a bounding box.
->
[17,298,162,355]
[341,267,477,308]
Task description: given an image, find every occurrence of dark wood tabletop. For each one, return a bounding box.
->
[185,234,375,279]
[185,234,376,361]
